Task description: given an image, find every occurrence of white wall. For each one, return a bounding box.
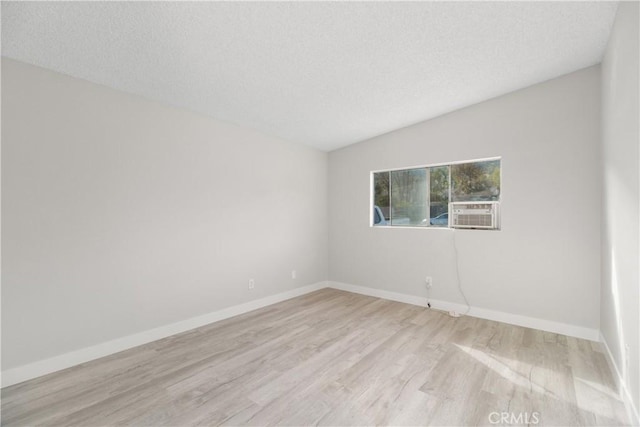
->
[600,1,640,421]
[1,58,328,371]
[329,66,601,334]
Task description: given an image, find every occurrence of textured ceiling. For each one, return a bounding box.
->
[2,2,618,151]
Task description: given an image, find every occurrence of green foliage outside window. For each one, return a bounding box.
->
[451,160,500,202]
[372,158,500,227]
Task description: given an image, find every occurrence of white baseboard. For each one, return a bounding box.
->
[328,281,600,341]
[1,280,603,390]
[600,333,640,426]
[1,281,328,388]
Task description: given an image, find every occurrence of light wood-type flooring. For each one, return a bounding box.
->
[1,288,630,426]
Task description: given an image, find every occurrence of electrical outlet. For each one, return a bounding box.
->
[292,270,297,279]
[425,276,433,288]
[248,279,255,290]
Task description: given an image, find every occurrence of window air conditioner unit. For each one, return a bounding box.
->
[449,201,500,230]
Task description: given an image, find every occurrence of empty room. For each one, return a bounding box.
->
[1,1,638,426]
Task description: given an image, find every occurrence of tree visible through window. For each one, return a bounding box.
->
[391,169,427,226]
[451,160,500,202]
[372,158,500,228]
[430,166,449,227]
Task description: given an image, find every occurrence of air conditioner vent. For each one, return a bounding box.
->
[450,202,500,230]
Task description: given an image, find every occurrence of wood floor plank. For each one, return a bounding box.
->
[1,288,630,426]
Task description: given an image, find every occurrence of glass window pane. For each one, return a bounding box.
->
[429,166,449,227]
[390,168,428,226]
[451,160,500,202]
[373,172,389,226]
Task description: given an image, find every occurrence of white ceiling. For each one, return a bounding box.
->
[2,2,618,151]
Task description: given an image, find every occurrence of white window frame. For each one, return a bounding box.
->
[370,156,501,229]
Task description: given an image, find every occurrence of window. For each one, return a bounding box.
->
[430,165,449,227]
[390,168,427,226]
[372,158,500,228]
[451,159,501,202]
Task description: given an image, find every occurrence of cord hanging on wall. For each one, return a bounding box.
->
[450,228,471,317]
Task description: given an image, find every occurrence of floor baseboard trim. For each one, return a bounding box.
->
[1,281,328,388]
[328,281,600,342]
[600,333,640,426]
[1,281,604,390]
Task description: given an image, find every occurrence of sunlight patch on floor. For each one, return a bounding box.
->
[455,344,548,395]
